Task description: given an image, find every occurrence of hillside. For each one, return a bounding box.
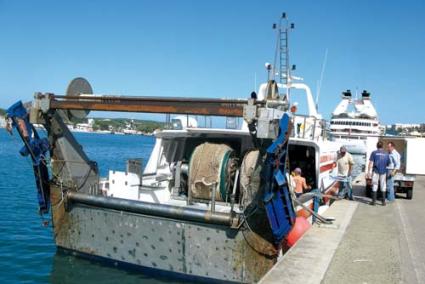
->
[91,118,164,133]
[0,108,164,134]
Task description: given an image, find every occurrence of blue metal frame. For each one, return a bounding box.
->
[262,113,296,244]
[311,188,320,223]
[6,101,51,214]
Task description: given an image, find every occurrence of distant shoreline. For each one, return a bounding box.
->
[0,114,157,136]
[1,108,424,137]
[68,128,155,136]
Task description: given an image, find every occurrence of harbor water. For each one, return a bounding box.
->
[0,130,187,284]
[0,130,366,283]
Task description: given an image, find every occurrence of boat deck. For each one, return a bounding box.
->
[260,174,425,284]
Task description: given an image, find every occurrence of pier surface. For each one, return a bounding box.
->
[260,175,425,284]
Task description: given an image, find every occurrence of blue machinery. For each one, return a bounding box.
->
[261,113,327,241]
[6,101,50,215]
[263,113,296,243]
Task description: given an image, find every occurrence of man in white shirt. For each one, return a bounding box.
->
[386,142,400,202]
[337,146,355,200]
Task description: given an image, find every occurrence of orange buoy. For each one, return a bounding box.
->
[286,217,311,247]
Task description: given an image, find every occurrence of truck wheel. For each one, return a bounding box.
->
[406,188,413,200]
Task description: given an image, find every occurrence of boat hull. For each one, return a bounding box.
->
[52,192,276,283]
[55,247,240,283]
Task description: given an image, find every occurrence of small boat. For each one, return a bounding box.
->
[5,14,341,283]
[330,89,382,154]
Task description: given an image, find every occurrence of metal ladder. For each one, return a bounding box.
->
[274,13,294,97]
[279,19,289,85]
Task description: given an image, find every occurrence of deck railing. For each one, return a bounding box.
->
[291,114,328,141]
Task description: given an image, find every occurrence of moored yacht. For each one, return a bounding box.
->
[330,90,381,154]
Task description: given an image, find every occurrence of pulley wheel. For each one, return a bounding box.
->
[65,77,92,120]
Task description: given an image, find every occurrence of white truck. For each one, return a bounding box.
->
[366,137,425,199]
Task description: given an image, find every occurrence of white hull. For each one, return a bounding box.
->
[330,90,382,155]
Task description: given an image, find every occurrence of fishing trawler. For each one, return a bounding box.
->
[330,89,381,154]
[5,15,341,283]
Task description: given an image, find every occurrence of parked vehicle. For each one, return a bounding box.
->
[366,137,425,199]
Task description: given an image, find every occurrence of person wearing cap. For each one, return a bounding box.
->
[292,167,311,198]
[337,146,355,200]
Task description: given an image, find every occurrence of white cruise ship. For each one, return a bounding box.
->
[330,90,381,154]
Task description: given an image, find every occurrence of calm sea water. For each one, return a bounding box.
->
[0,130,185,284]
[352,154,366,178]
[0,129,366,283]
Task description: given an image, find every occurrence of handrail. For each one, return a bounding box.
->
[290,114,327,141]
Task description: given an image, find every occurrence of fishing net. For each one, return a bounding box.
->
[188,143,236,201]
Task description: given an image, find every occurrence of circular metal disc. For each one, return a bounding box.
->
[65,77,92,120]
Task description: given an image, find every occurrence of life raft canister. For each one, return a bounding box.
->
[286,216,311,247]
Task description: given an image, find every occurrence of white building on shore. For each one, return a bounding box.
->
[392,123,421,129]
[0,116,5,128]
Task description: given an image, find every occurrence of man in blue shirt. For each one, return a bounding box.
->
[367,141,390,206]
[386,142,401,202]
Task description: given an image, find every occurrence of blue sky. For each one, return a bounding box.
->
[0,0,424,124]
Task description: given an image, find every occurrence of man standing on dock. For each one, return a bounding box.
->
[386,142,400,202]
[367,141,390,206]
[337,146,354,200]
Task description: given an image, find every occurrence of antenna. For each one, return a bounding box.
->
[315,48,328,110]
[265,62,272,80]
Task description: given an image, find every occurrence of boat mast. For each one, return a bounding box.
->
[273,13,294,101]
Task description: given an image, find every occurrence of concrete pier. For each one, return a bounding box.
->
[260,175,425,284]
